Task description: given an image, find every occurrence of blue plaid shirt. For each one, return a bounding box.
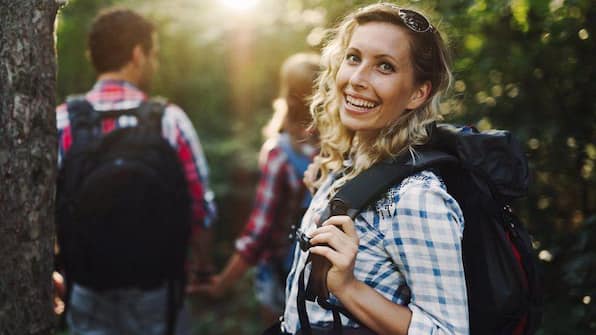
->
[282,170,469,334]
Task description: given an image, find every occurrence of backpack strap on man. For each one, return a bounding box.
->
[137,97,182,335]
[138,97,183,335]
[66,95,102,146]
[136,97,168,133]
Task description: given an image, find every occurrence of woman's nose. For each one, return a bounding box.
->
[349,65,369,90]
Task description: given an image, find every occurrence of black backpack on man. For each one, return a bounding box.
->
[296,123,543,335]
[55,97,191,335]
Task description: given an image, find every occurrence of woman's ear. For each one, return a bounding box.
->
[406,81,432,110]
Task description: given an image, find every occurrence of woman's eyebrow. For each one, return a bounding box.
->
[374,54,399,63]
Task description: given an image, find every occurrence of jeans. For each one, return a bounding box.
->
[255,262,286,314]
[67,283,191,335]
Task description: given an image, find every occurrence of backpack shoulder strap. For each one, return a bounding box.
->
[66,95,100,146]
[327,150,459,219]
[135,97,179,335]
[278,134,311,177]
[136,97,168,133]
[278,134,313,208]
[299,149,459,334]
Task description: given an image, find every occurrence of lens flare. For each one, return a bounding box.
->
[221,0,259,11]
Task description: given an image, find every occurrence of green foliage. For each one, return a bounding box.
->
[537,215,596,334]
[55,0,595,334]
[439,1,595,331]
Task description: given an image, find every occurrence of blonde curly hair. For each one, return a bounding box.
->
[311,3,453,192]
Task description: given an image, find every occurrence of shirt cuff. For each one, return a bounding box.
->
[408,304,441,334]
[234,237,259,265]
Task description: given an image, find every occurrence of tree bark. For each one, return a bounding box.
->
[0,1,60,334]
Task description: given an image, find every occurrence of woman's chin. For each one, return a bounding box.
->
[339,113,377,133]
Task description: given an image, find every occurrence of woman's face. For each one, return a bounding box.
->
[336,22,427,133]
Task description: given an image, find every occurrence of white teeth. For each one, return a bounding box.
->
[346,95,377,108]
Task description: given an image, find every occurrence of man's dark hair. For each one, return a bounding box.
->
[88,7,155,73]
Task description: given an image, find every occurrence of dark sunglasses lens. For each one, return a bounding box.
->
[399,9,431,32]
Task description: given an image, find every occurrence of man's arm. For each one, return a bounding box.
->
[162,104,218,280]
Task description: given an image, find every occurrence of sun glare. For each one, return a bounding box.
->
[221,0,259,11]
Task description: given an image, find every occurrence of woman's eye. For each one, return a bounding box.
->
[379,62,395,73]
[346,54,360,64]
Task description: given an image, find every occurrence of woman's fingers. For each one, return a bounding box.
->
[309,218,359,293]
[309,244,356,272]
[309,227,357,254]
[322,215,359,240]
[309,231,349,252]
[309,217,359,268]
[309,245,344,267]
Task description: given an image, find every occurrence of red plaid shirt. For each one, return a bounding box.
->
[235,135,314,265]
[56,79,217,228]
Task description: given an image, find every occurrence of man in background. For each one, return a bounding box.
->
[54,7,216,335]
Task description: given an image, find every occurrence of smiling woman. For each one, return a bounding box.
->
[336,22,431,133]
[221,0,259,11]
[273,3,467,335]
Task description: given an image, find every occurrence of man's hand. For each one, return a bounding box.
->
[52,271,66,315]
[187,252,250,299]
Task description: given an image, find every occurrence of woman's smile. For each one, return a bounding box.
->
[343,92,380,114]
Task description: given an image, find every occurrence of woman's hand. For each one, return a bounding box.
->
[308,217,412,335]
[308,215,359,293]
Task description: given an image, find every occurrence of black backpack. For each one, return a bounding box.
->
[297,123,543,335]
[55,97,191,334]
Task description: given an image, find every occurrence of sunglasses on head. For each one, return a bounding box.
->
[382,5,435,33]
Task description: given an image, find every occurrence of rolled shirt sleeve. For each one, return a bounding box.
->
[234,145,288,264]
[163,105,217,228]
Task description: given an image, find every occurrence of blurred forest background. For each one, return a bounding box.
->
[54,0,594,334]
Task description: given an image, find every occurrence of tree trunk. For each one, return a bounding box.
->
[0,1,60,334]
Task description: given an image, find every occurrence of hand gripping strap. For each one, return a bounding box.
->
[298,150,458,334]
[308,150,458,299]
